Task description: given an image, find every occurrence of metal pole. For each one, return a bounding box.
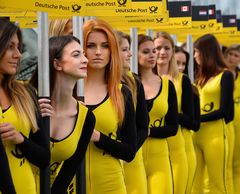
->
[72,16,86,194]
[37,11,51,194]
[146,29,154,38]
[130,27,138,74]
[187,34,194,83]
[73,16,84,98]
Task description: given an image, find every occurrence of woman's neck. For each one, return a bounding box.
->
[51,76,76,112]
[85,67,106,87]
[140,68,156,82]
[157,63,169,76]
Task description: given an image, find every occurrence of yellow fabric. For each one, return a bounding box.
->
[167,73,188,194]
[2,105,37,194]
[123,148,147,194]
[226,122,235,194]
[142,76,173,194]
[86,92,126,194]
[192,72,228,194]
[50,101,88,186]
[233,73,240,194]
[182,129,196,194]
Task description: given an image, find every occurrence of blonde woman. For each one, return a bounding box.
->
[154,31,194,194]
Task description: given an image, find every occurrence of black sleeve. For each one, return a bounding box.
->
[135,79,149,150]
[0,139,16,194]
[149,80,179,138]
[18,114,50,168]
[51,110,95,194]
[17,87,50,168]
[192,91,201,132]
[179,75,194,129]
[94,85,137,162]
[201,71,234,122]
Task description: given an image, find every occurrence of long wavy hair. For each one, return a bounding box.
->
[83,19,125,124]
[49,19,72,37]
[194,34,227,88]
[116,30,137,105]
[0,18,38,132]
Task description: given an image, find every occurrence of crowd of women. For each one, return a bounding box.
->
[0,17,240,194]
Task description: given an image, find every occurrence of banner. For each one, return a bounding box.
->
[155,0,191,30]
[0,0,84,15]
[85,0,166,16]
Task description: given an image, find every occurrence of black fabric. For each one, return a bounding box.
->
[149,80,179,138]
[133,76,149,150]
[0,139,16,194]
[179,75,194,130]
[192,87,201,132]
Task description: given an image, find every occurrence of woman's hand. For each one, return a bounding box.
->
[0,122,24,144]
[91,129,100,142]
[38,98,54,117]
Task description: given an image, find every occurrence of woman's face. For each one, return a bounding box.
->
[154,37,173,66]
[56,40,88,79]
[175,51,187,73]
[0,33,21,77]
[225,50,240,69]
[138,40,157,70]
[194,48,201,65]
[119,38,132,68]
[86,31,110,70]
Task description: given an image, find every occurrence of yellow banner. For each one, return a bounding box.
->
[98,10,168,28]
[0,6,36,16]
[216,34,240,46]
[208,19,218,33]
[155,17,191,30]
[0,0,166,17]
[0,0,84,15]
[85,0,166,16]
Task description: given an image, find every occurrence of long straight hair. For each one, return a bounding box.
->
[194,34,227,87]
[0,18,38,132]
[83,19,125,124]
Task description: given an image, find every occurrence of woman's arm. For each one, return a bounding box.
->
[135,79,149,150]
[201,70,234,122]
[149,80,179,138]
[94,85,137,162]
[179,75,194,129]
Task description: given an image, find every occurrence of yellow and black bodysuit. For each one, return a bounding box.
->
[232,68,240,194]
[192,70,234,194]
[0,93,49,194]
[167,73,189,194]
[123,73,149,194]
[142,76,178,194]
[0,137,15,194]
[177,73,195,194]
[86,84,137,194]
[50,101,95,194]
